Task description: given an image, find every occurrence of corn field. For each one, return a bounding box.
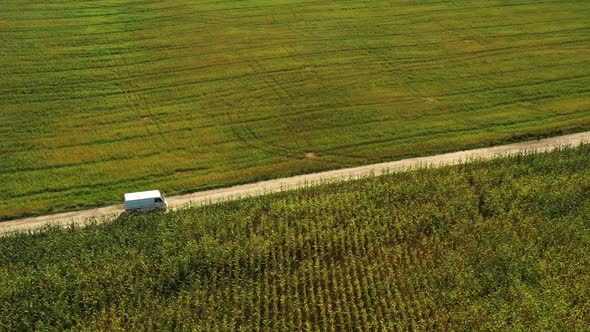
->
[1,146,589,330]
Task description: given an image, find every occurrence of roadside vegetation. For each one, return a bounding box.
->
[2,0,590,219]
[1,146,588,330]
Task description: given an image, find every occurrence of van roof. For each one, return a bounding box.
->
[124,190,162,201]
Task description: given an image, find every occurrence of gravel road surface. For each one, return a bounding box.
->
[2,131,588,234]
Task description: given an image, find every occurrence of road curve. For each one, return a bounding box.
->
[2,131,589,234]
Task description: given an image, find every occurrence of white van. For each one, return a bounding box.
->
[124,190,168,212]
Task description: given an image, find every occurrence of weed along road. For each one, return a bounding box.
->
[2,131,589,234]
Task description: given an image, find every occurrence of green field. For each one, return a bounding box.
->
[2,0,590,219]
[1,146,588,330]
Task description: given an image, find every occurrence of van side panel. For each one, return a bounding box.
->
[125,198,155,211]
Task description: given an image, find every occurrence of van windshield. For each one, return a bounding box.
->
[154,198,163,203]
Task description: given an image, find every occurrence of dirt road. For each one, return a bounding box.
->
[2,131,589,234]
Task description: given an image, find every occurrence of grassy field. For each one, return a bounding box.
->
[1,146,588,330]
[1,0,590,219]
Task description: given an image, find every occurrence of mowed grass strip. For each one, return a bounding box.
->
[1,0,590,219]
[0,146,588,330]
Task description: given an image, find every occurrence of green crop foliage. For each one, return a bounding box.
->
[1,0,590,219]
[0,146,588,330]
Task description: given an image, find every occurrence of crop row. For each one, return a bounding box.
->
[1,145,588,330]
